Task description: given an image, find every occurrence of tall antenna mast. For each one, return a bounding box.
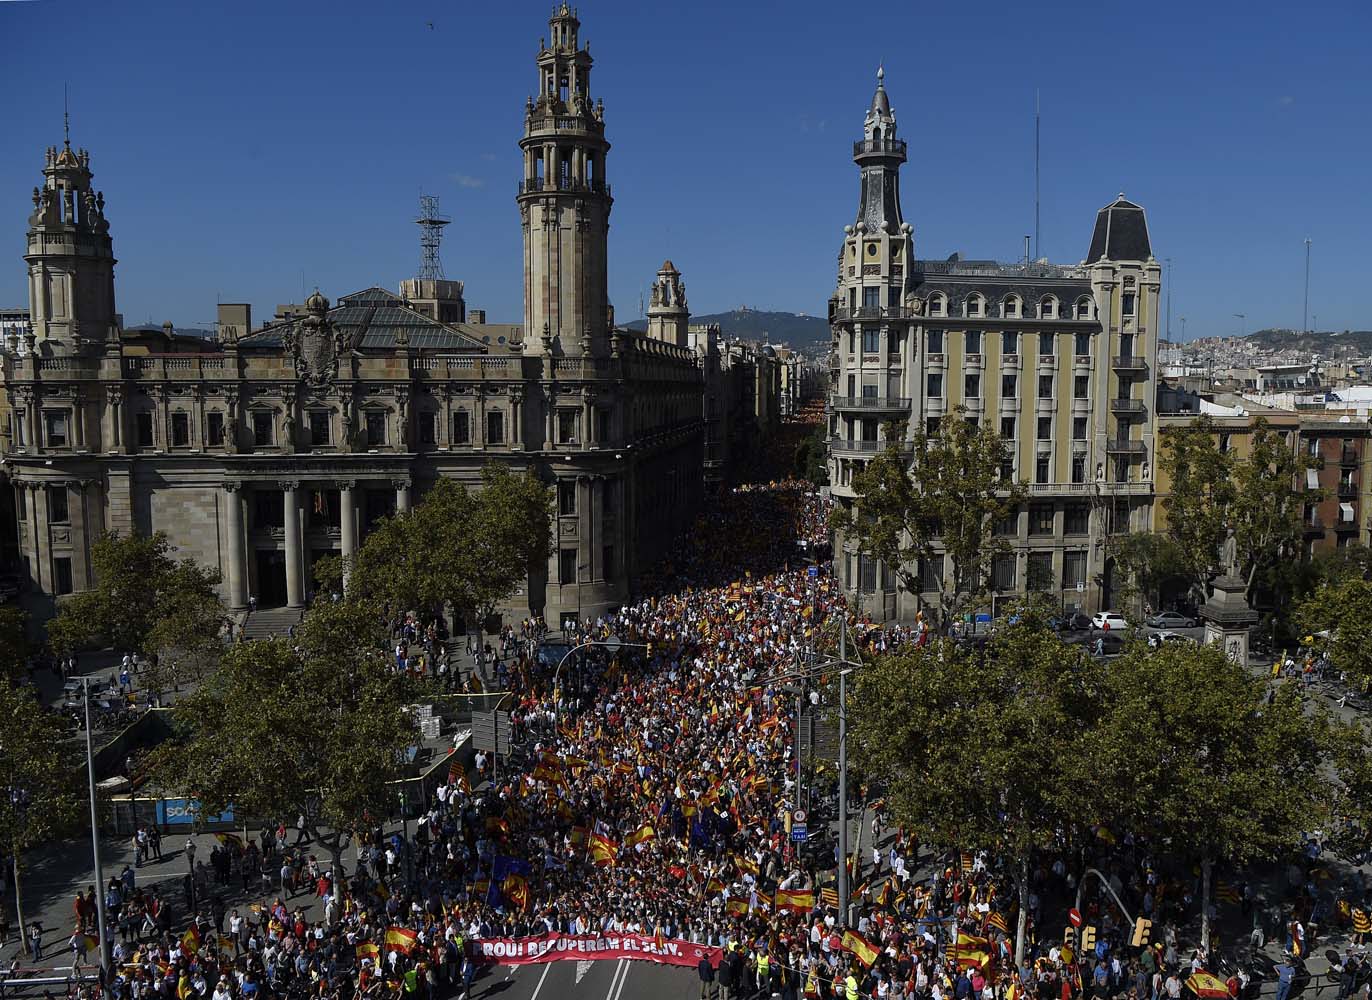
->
[1033,89,1040,262]
[416,193,451,281]
[64,83,71,145]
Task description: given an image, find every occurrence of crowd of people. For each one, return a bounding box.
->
[12,474,1369,1000]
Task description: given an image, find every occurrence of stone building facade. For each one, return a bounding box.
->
[0,5,706,627]
[828,70,1162,619]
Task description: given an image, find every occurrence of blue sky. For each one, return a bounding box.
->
[2,0,1368,341]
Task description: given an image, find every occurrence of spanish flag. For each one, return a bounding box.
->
[706,878,725,896]
[570,825,589,846]
[626,824,657,849]
[1186,974,1230,1000]
[83,934,100,953]
[384,927,418,954]
[725,898,751,917]
[773,889,817,914]
[590,833,619,867]
[734,855,759,877]
[356,942,380,963]
[841,929,881,967]
[180,926,201,956]
[214,833,244,850]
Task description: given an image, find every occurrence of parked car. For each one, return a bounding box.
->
[1051,612,1092,632]
[59,678,86,711]
[1091,611,1130,631]
[1145,611,1196,629]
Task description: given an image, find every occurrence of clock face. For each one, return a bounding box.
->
[866,242,879,258]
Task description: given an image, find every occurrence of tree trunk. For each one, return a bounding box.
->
[1015,855,1029,967]
[12,848,25,939]
[1200,855,1213,953]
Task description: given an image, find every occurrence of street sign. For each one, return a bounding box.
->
[1076,583,1086,592]
[791,823,808,842]
[807,566,819,579]
[792,809,807,824]
[471,710,513,754]
[975,612,991,624]
[1068,908,1082,928]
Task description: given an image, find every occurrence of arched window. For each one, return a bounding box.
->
[1075,297,1093,320]
[966,294,984,318]
[1039,295,1057,319]
[1003,295,1021,319]
[927,293,946,317]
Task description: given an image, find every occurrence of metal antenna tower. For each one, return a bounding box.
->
[415,193,450,280]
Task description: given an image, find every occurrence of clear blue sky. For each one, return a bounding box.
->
[2,0,1369,341]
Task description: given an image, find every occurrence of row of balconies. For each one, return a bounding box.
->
[828,435,1148,459]
[829,394,1146,416]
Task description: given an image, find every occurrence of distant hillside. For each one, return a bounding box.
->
[626,307,828,350]
[1242,328,1372,354]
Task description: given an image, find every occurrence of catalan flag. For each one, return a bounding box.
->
[986,911,1009,935]
[214,833,244,850]
[734,855,759,877]
[773,889,817,914]
[960,852,975,874]
[384,927,418,954]
[590,833,619,867]
[502,874,530,911]
[841,929,881,967]
[1215,881,1240,905]
[448,756,471,794]
[356,942,379,963]
[947,932,990,969]
[820,888,839,909]
[626,824,657,849]
[217,935,236,953]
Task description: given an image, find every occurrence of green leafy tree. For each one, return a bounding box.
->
[832,408,1026,627]
[1159,416,1315,603]
[1329,719,1372,859]
[849,613,1108,963]
[0,607,29,683]
[0,679,83,937]
[1294,577,1372,690]
[1078,640,1332,950]
[1106,532,1192,613]
[150,597,417,873]
[349,468,552,630]
[46,532,226,685]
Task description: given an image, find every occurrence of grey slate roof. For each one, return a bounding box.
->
[239,288,488,353]
[1086,196,1152,263]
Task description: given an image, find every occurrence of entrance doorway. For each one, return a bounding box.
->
[254,549,288,608]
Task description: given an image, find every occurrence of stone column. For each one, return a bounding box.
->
[72,393,86,450]
[224,482,247,609]
[281,480,304,609]
[394,478,412,514]
[339,480,357,592]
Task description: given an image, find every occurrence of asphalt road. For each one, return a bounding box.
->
[464,957,701,1000]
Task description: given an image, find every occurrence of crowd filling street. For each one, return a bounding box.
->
[8,479,1372,1000]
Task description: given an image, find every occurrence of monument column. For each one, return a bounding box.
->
[394,478,412,514]
[224,482,247,609]
[339,479,357,592]
[281,480,304,609]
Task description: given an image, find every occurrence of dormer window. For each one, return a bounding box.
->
[966,295,984,318]
[928,294,946,317]
[1039,296,1057,319]
[1003,296,1021,319]
[1075,297,1093,320]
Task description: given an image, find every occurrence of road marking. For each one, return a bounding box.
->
[575,960,593,984]
[528,963,552,1000]
[611,959,631,1000]
[603,959,627,1000]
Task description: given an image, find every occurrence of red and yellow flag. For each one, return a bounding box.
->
[590,833,619,867]
[570,825,589,846]
[773,889,817,913]
[841,929,881,967]
[356,942,380,963]
[180,926,201,956]
[384,927,418,954]
[725,898,751,917]
[948,932,991,969]
[502,874,530,911]
[626,824,657,849]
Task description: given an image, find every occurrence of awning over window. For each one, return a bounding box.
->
[1340,502,1355,524]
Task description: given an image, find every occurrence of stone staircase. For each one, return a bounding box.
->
[239,606,304,641]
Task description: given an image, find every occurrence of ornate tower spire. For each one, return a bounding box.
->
[645,260,689,348]
[517,4,613,357]
[25,130,117,351]
[854,65,906,235]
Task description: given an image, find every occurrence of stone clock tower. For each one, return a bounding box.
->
[518,3,613,358]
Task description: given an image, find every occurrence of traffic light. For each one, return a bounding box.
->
[1131,918,1152,948]
[1079,925,1097,953]
[1063,927,1076,946]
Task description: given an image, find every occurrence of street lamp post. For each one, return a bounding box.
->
[550,639,649,727]
[1304,238,1312,333]
[79,677,110,975]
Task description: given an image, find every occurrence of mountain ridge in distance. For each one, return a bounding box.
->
[625,307,828,351]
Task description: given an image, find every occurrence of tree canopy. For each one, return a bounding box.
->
[1158,416,1315,602]
[1077,639,1331,948]
[348,468,552,626]
[150,597,418,870]
[848,609,1108,962]
[0,679,83,853]
[1294,577,1372,690]
[0,607,29,683]
[46,532,226,679]
[832,408,1026,626]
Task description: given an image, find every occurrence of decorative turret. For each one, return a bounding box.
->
[518,5,613,357]
[645,260,689,347]
[25,126,118,352]
[852,66,906,236]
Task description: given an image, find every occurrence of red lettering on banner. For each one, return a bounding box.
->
[471,934,722,970]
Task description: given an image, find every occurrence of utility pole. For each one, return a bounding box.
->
[1164,258,1172,341]
[837,624,849,925]
[1180,316,1187,341]
[1303,237,1312,333]
[80,678,109,974]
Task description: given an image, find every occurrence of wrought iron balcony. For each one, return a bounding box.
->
[1109,398,1146,414]
[830,395,912,411]
[831,305,917,322]
[1105,439,1146,454]
[853,138,908,158]
[1111,355,1147,372]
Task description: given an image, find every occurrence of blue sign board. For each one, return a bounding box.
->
[157,798,235,826]
[807,566,819,579]
[791,823,808,841]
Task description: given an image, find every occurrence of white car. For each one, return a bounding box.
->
[1091,611,1129,631]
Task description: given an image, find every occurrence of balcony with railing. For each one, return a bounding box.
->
[831,305,917,322]
[1342,447,1360,465]
[830,395,912,412]
[829,438,912,456]
[853,138,908,158]
[1111,355,1147,372]
[517,177,612,197]
[1106,439,1147,454]
[1339,481,1359,499]
[1109,398,1146,414]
